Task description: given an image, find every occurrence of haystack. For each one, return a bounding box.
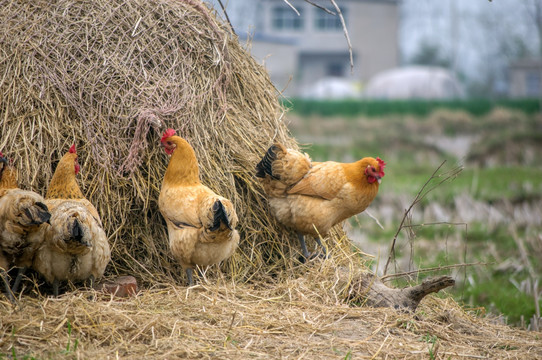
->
[0,0,302,283]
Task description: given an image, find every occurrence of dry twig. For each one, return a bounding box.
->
[329,0,354,72]
[384,161,463,275]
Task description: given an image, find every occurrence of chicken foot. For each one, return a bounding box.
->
[49,276,96,298]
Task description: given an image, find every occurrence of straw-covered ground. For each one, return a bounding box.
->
[2,272,541,359]
[0,0,541,358]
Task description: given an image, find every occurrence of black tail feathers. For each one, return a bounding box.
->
[70,218,86,244]
[35,202,51,224]
[209,200,231,232]
[255,144,281,179]
[21,201,51,226]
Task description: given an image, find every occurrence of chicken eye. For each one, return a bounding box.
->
[371,167,376,172]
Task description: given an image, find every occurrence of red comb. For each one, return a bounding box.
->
[376,157,386,177]
[161,128,176,142]
[69,144,76,154]
[0,151,3,158]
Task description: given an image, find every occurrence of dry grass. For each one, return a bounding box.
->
[1,274,541,359]
[1,0,541,357]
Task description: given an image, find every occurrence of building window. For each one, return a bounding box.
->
[314,8,347,31]
[327,62,344,77]
[526,71,541,96]
[272,7,304,30]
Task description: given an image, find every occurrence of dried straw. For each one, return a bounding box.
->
[1,277,540,359]
[0,0,314,284]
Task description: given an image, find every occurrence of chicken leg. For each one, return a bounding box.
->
[1,269,16,303]
[11,267,26,294]
[53,279,60,297]
[297,233,327,262]
[186,268,194,287]
[315,237,327,258]
[298,233,311,260]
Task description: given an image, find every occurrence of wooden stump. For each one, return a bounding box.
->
[346,273,455,311]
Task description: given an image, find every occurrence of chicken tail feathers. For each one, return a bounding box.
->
[71,218,84,242]
[209,200,231,231]
[64,216,91,249]
[20,201,51,226]
[255,144,283,179]
[255,144,311,190]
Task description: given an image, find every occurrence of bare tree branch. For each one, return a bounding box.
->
[380,262,488,282]
[281,0,353,71]
[217,0,236,35]
[303,0,336,15]
[282,0,301,16]
[329,0,354,72]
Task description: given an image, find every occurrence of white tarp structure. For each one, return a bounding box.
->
[301,77,362,99]
[364,66,464,99]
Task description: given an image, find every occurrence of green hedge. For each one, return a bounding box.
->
[284,98,541,117]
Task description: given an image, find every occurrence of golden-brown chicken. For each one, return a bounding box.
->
[33,145,110,296]
[159,129,239,286]
[0,153,51,301]
[255,143,385,260]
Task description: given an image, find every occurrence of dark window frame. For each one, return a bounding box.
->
[272,6,305,31]
[314,7,347,31]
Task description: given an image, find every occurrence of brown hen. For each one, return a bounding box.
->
[256,143,385,260]
[159,129,239,286]
[33,145,110,296]
[0,153,51,301]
